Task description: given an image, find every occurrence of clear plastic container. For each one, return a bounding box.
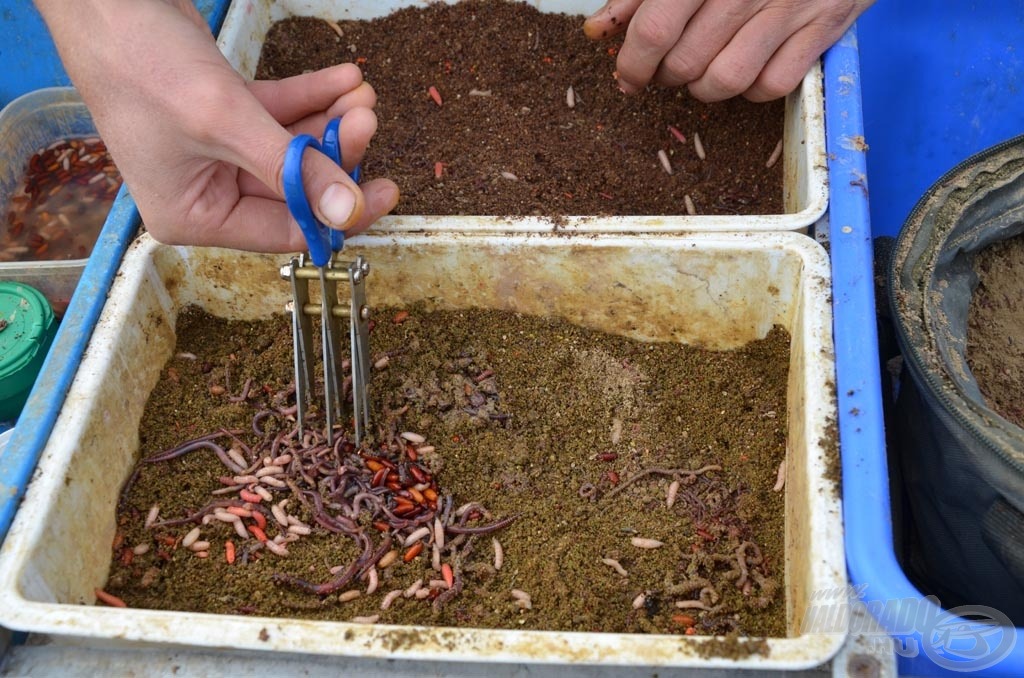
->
[0,87,111,317]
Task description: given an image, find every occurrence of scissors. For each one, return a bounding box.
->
[280,117,371,445]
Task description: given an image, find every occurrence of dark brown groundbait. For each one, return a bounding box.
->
[256,0,785,218]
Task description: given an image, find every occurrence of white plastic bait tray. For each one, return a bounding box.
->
[216,0,828,233]
[0,231,844,670]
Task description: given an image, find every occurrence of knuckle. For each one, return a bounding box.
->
[659,46,706,85]
[700,62,752,100]
[750,68,802,101]
[631,10,678,49]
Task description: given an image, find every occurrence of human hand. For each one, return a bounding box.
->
[35,0,399,252]
[583,0,874,102]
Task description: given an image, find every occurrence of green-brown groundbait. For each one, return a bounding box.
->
[107,304,789,644]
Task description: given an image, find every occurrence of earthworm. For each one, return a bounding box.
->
[228,377,253,403]
[603,465,722,501]
[446,515,517,535]
[272,533,373,595]
[735,541,763,589]
[675,600,713,611]
[432,568,463,611]
[251,410,278,436]
[142,430,244,464]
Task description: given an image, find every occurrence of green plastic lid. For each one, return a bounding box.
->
[0,281,56,420]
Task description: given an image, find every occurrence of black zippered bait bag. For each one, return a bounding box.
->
[889,134,1024,623]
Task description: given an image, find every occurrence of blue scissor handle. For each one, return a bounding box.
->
[323,118,363,186]
[283,118,361,267]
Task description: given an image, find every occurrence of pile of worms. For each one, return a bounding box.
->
[117,384,514,615]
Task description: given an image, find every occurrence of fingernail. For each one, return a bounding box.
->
[319,182,356,227]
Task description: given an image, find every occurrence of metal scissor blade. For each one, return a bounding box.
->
[320,264,345,446]
[285,257,316,438]
[348,256,371,443]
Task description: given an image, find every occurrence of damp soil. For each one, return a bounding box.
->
[255,0,785,218]
[108,305,790,645]
[967,234,1024,429]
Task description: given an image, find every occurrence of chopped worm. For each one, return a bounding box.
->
[381,589,403,610]
[658,149,673,175]
[324,19,343,38]
[350,615,379,624]
[493,537,504,571]
[144,504,160,529]
[404,526,432,546]
[773,460,786,492]
[601,557,628,576]
[404,579,423,598]
[434,517,445,550]
[511,589,532,610]
[182,527,201,548]
[675,600,714,611]
[667,480,680,508]
[693,132,706,160]
[766,139,783,169]
[338,590,361,603]
[378,549,398,569]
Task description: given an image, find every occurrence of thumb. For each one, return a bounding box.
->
[292,141,364,231]
[234,123,365,232]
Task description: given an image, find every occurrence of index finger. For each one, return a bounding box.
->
[248,64,366,126]
[616,0,702,93]
[583,0,643,40]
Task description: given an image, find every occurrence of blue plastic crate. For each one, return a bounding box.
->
[833,4,1024,675]
[859,2,1024,238]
